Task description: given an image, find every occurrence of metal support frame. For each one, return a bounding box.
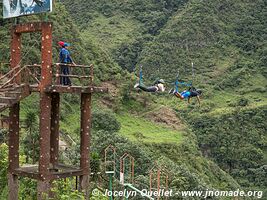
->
[104,144,116,173]
[149,164,169,200]
[120,153,134,185]
[6,22,106,200]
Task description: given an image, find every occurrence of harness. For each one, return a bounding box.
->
[174,62,195,93]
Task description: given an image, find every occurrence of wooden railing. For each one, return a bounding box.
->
[53,63,94,86]
[0,63,94,89]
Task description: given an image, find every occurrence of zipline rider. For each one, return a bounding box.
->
[134,66,166,93]
[134,79,166,93]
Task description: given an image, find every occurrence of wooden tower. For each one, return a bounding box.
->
[1,22,107,200]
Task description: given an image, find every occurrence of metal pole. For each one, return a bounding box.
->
[106,171,114,200]
[157,169,160,200]
[131,157,134,183]
[191,62,194,85]
[109,173,113,200]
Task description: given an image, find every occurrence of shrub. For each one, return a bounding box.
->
[92,110,121,133]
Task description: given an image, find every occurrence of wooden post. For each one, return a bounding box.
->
[8,26,21,200]
[50,93,60,168]
[79,93,92,199]
[37,22,53,199]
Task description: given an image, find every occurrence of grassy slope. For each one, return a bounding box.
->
[117,113,183,144]
[81,13,142,53]
[62,0,141,53]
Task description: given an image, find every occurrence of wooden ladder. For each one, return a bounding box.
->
[0,84,30,112]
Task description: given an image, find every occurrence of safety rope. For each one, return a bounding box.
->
[0,34,42,87]
[20,34,42,65]
[172,62,195,93]
[175,71,179,93]
[139,65,143,85]
[0,65,27,89]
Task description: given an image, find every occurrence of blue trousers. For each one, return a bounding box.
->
[60,65,71,85]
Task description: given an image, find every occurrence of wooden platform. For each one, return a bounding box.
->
[30,84,108,94]
[13,163,83,180]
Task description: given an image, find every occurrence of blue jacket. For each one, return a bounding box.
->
[181,90,191,98]
[60,48,73,63]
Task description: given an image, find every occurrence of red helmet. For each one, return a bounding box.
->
[58,41,65,47]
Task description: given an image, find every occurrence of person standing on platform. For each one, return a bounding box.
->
[58,41,75,86]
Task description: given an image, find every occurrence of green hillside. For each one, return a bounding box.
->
[0,0,266,199]
[62,0,189,71]
[62,0,267,195]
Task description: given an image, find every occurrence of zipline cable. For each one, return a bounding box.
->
[191,62,195,86]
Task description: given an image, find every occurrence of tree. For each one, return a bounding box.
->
[0,143,8,195]
[23,111,39,164]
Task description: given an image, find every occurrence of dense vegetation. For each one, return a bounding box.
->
[62,0,267,197]
[188,107,267,189]
[0,0,266,199]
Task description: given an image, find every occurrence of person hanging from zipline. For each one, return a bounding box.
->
[134,66,166,93]
[170,86,202,105]
[169,63,202,106]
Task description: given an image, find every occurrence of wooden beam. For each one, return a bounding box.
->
[44,85,108,93]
